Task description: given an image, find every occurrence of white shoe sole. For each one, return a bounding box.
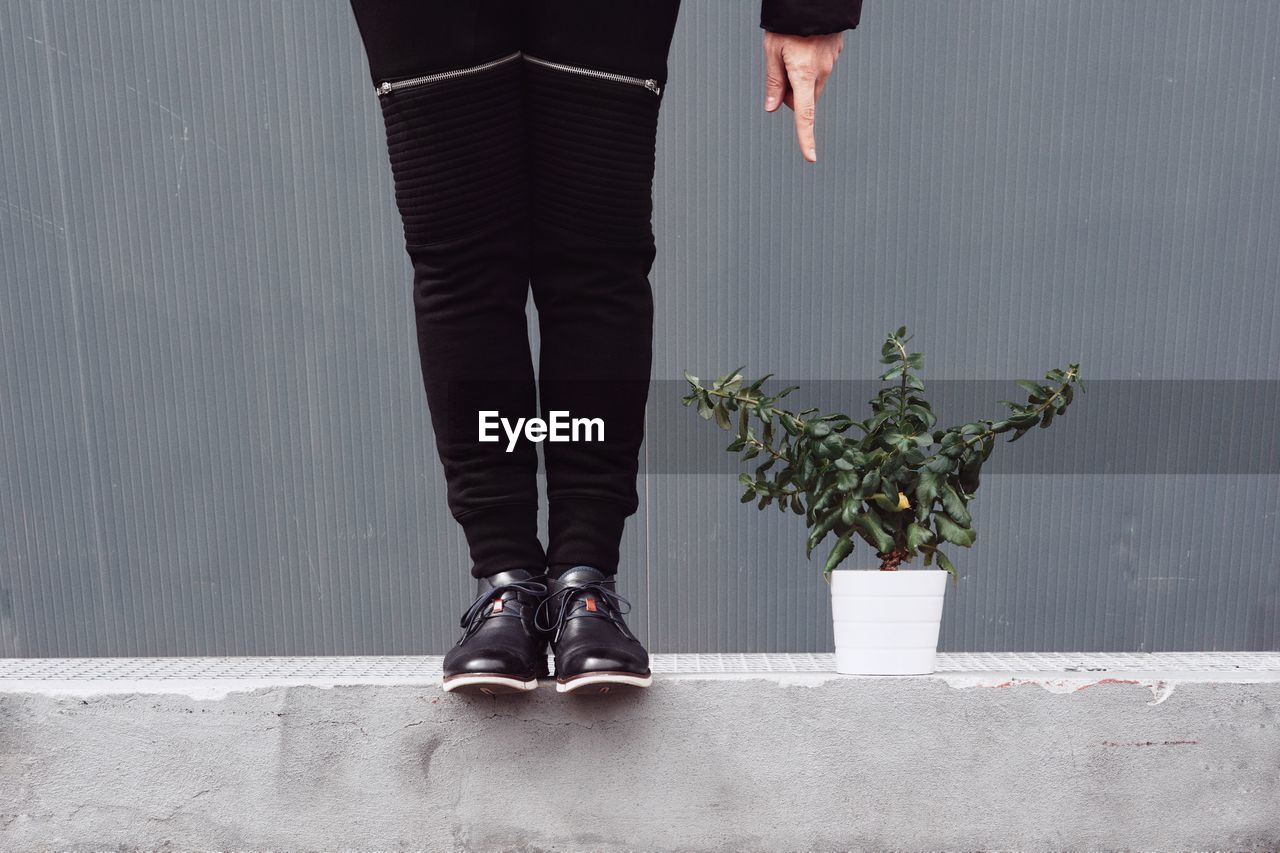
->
[441,673,540,695]
[556,671,653,694]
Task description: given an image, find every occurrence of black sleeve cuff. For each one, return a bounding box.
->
[760,0,863,35]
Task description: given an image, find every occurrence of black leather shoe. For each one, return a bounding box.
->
[534,565,653,694]
[441,568,550,695]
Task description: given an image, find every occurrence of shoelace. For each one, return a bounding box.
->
[458,579,549,640]
[533,581,633,644]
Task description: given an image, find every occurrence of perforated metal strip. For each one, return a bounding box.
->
[1,652,1278,681]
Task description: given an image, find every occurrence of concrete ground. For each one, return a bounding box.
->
[2,652,1278,851]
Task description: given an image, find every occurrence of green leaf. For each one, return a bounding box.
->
[909,417,936,437]
[883,432,911,452]
[797,455,816,487]
[940,482,972,526]
[906,522,934,550]
[934,548,957,580]
[1007,425,1032,443]
[807,513,841,557]
[915,470,940,516]
[924,454,952,474]
[810,482,839,513]
[935,514,976,547]
[901,448,926,467]
[840,498,859,526]
[871,492,901,512]
[1016,379,1050,400]
[823,532,855,577]
[854,511,895,553]
[713,402,732,430]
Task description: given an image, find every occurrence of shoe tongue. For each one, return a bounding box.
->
[550,564,611,587]
[479,567,544,593]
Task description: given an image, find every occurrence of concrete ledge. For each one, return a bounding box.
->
[3,653,1278,851]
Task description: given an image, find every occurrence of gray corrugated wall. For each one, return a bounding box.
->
[2,0,1277,656]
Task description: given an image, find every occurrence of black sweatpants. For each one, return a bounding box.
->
[349,1,682,579]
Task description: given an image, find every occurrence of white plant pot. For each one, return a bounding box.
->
[829,568,949,675]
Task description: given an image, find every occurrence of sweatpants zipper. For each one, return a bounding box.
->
[522,53,662,97]
[376,50,522,97]
[374,50,662,99]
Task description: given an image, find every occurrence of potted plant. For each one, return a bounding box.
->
[682,327,1083,675]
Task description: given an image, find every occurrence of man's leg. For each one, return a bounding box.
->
[523,0,682,693]
[524,0,683,578]
[349,0,545,580]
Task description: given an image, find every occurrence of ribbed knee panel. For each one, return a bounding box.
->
[524,59,662,246]
[377,57,527,248]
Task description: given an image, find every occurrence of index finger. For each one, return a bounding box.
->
[789,69,817,162]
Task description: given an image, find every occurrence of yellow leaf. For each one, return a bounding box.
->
[896,490,911,510]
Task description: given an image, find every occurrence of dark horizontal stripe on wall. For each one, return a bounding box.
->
[636,379,1280,475]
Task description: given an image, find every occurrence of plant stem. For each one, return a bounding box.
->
[878,546,909,571]
[893,336,910,426]
[957,367,1079,453]
[703,388,801,463]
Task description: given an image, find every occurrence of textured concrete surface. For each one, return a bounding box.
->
[2,656,1279,851]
